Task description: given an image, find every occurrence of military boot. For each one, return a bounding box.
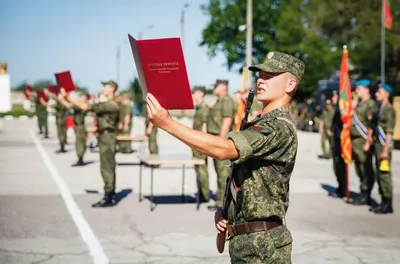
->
[73,158,84,166]
[92,192,116,208]
[352,191,372,205]
[372,197,393,214]
[56,144,67,153]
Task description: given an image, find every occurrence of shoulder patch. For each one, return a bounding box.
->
[249,125,263,131]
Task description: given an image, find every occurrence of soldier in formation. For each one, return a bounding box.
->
[51,88,69,153]
[36,88,49,138]
[71,80,120,207]
[117,94,134,153]
[318,99,334,159]
[365,83,396,214]
[145,50,303,263]
[350,79,377,206]
[191,86,210,203]
[329,91,346,198]
[206,79,236,210]
[56,89,89,166]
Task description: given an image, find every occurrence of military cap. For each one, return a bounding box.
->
[379,83,393,94]
[356,79,371,87]
[325,99,332,105]
[248,51,305,80]
[215,79,228,85]
[192,86,206,94]
[101,80,118,90]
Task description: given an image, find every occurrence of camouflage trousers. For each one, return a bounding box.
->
[84,115,97,147]
[192,149,209,201]
[331,137,346,194]
[99,132,117,193]
[37,111,48,136]
[374,141,393,198]
[213,158,229,207]
[229,225,292,264]
[148,126,158,154]
[118,123,133,153]
[56,115,67,147]
[352,137,375,193]
[75,125,86,159]
[320,131,331,158]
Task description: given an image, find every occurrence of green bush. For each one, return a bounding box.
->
[0,107,35,118]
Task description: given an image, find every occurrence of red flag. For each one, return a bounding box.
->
[338,47,353,164]
[383,0,393,29]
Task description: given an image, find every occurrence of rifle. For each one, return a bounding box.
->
[216,88,256,253]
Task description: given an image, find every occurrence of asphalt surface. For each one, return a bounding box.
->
[0,117,399,264]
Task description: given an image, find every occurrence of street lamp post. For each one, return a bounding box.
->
[238,0,253,90]
[245,0,253,89]
[116,24,154,83]
[180,3,189,52]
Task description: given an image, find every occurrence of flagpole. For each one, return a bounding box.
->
[381,0,385,83]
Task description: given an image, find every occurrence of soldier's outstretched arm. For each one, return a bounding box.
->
[70,99,88,111]
[146,93,239,161]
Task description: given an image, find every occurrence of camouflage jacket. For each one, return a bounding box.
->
[374,103,396,145]
[72,106,86,127]
[322,108,335,132]
[226,107,298,223]
[54,101,69,119]
[192,102,209,131]
[207,94,236,134]
[89,100,120,131]
[350,98,378,138]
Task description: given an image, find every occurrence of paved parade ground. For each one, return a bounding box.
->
[1,117,400,264]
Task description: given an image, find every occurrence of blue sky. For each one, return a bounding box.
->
[0,0,243,94]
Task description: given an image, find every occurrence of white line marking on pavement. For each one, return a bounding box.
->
[29,129,109,264]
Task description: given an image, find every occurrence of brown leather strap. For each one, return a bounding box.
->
[227,220,282,237]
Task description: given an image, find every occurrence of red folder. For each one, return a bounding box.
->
[48,85,60,94]
[127,34,194,110]
[25,85,33,99]
[38,90,48,101]
[54,71,76,92]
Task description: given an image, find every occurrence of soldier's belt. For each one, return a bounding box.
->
[227,220,282,237]
[98,128,116,134]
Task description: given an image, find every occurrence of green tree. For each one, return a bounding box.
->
[11,81,29,91]
[310,0,400,95]
[200,0,400,98]
[32,79,54,91]
[200,0,338,99]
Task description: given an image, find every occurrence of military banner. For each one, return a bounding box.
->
[339,46,353,164]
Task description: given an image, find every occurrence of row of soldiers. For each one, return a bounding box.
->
[318,80,396,214]
[25,78,247,209]
[26,81,135,207]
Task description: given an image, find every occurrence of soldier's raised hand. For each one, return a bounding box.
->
[146,93,172,129]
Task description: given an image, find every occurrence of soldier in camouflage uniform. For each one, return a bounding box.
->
[117,94,134,153]
[57,90,89,165]
[329,91,346,198]
[35,89,49,138]
[207,79,236,209]
[146,51,304,263]
[350,79,378,205]
[318,99,334,159]
[71,80,120,207]
[52,88,69,153]
[192,86,210,203]
[365,83,396,214]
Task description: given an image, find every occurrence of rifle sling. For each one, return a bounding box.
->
[229,177,239,203]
